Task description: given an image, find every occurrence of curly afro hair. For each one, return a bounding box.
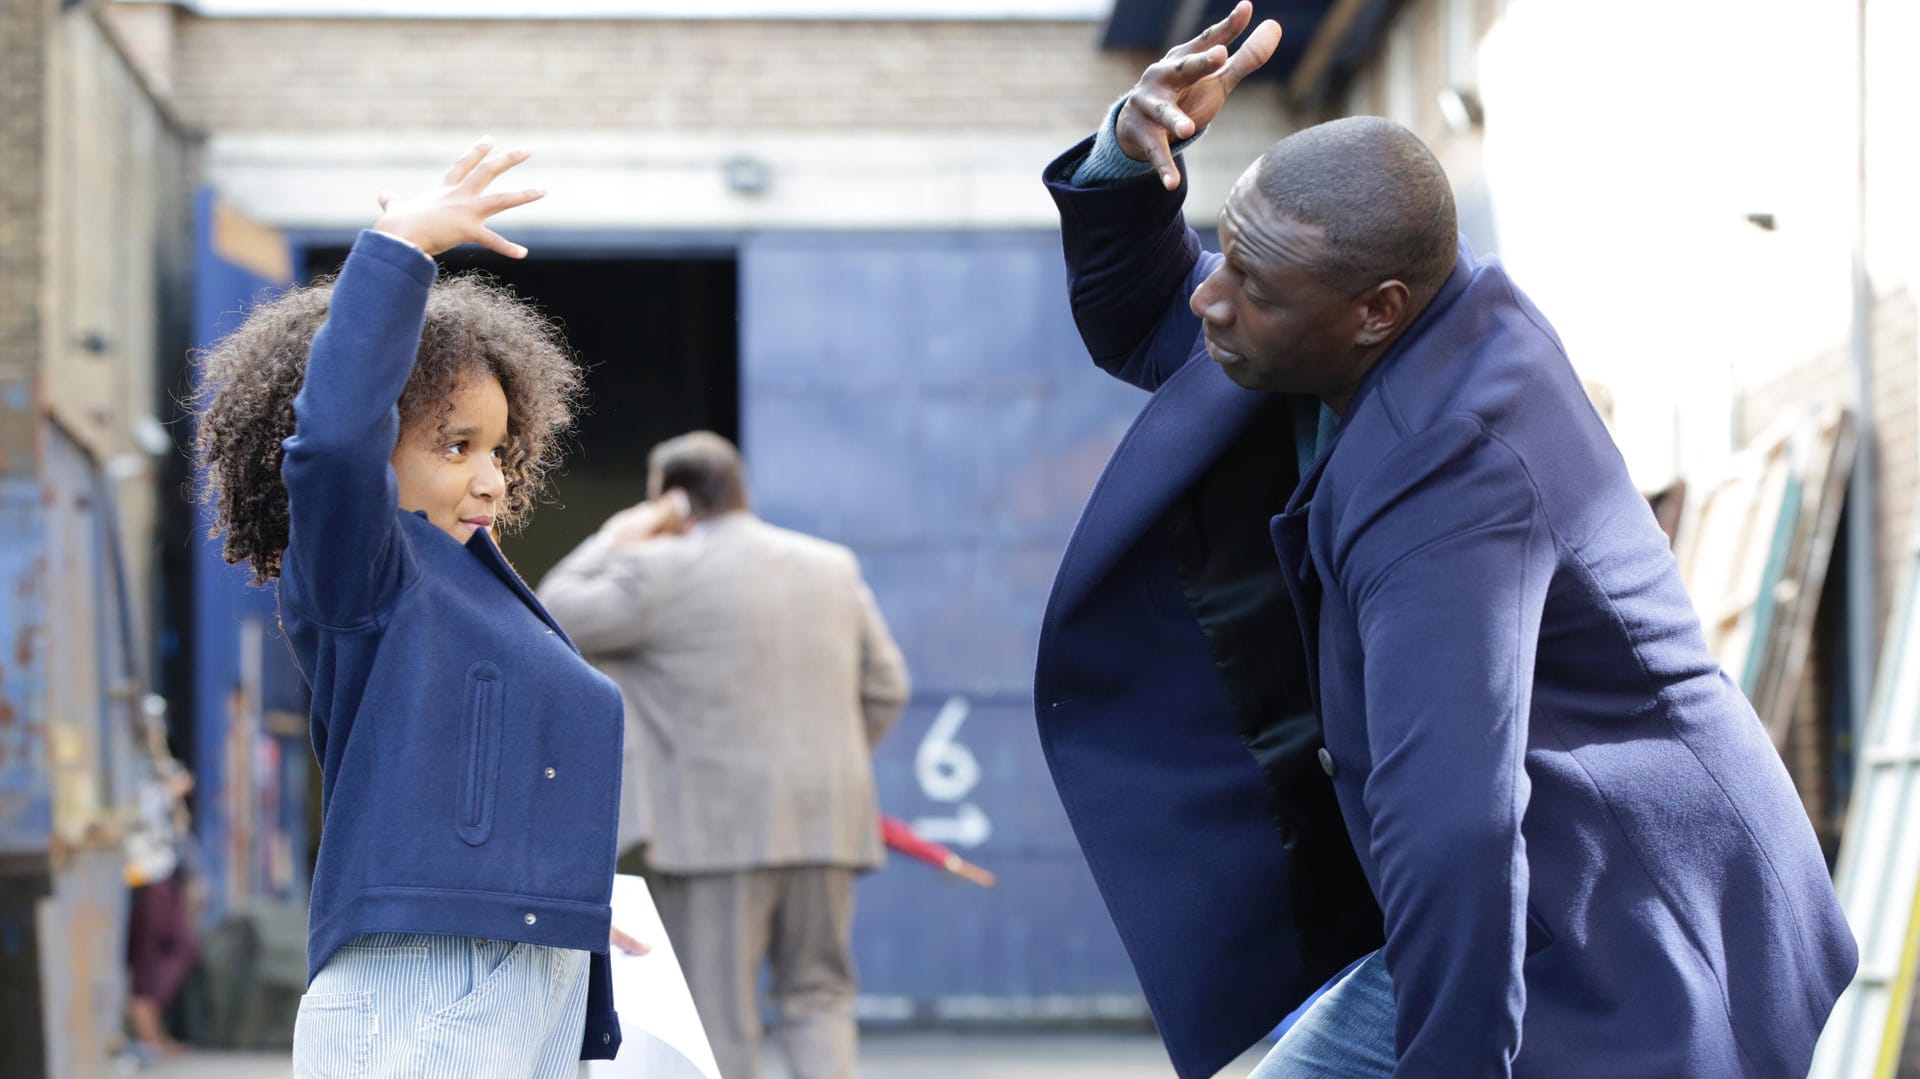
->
[192,272,584,584]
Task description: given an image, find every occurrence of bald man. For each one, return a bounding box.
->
[1030,4,1855,1077]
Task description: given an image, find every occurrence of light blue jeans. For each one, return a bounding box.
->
[1250,950,1397,1079]
[291,933,590,1079]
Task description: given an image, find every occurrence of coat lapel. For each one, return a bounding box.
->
[1048,354,1279,621]
[466,528,579,651]
[1270,503,1322,720]
[1262,243,1481,722]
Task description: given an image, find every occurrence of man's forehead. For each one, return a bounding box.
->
[1220,183,1325,267]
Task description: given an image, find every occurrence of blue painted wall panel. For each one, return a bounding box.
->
[0,474,51,857]
[741,231,1151,1008]
[190,189,308,919]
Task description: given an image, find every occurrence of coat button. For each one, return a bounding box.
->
[1317,747,1336,777]
[544,766,556,779]
[602,1033,611,1044]
[524,912,537,926]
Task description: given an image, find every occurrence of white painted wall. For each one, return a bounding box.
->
[1474,0,1860,490]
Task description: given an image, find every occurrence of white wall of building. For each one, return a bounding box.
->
[1474,0,1859,490]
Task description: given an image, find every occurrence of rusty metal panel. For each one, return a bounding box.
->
[43,424,110,847]
[35,847,129,1079]
[0,470,50,859]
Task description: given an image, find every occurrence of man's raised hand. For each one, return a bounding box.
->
[1116,2,1282,190]
[372,137,545,259]
[604,489,692,548]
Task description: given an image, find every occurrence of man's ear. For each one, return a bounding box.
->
[1354,279,1412,348]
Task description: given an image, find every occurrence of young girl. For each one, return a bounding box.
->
[194,140,628,1077]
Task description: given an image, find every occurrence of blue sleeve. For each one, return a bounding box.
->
[278,229,437,625]
[1336,416,1550,1077]
[1043,134,1213,393]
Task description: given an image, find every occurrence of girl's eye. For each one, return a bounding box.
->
[491,447,505,461]
[446,441,467,457]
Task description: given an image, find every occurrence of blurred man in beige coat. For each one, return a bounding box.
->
[538,431,910,1079]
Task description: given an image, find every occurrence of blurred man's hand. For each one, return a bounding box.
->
[604,489,692,547]
[610,925,650,955]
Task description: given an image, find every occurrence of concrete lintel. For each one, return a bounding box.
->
[205,105,1289,234]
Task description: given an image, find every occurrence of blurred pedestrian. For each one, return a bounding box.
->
[539,431,910,1079]
[123,748,199,1062]
[1032,4,1856,1077]
[193,138,633,1078]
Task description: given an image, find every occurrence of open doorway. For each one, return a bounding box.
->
[301,245,739,585]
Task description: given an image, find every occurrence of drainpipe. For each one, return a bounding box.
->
[1846,0,1877,744]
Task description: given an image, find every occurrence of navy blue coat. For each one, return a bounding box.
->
[1034,140,1856,1077]
[280,230,626,1059]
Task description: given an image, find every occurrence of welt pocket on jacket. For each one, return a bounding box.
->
[455,661,504,846]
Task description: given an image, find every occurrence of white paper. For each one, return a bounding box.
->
[587,874,723,1079]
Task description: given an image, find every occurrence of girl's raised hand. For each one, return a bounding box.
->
[372,137,544,259]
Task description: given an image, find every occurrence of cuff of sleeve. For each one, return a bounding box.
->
[579,1011,622,1060]
[352,228,439,285]
[1070,93,1208,187]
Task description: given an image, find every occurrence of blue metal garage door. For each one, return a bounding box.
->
[740,230,1150,1016]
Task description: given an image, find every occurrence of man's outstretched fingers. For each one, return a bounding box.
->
[1134,92,1197,140]
[1188,0,1252,56]
[1167,45,1228,88]
[1144,132,1179,191]
[1217,19,1283,93]
[443,137,494,187]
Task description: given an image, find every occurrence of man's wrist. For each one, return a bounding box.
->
[1071,93,1208,187]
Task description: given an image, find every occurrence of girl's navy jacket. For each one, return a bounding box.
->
[277,230,626,1060]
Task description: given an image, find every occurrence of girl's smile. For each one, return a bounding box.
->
[391,371,510,543]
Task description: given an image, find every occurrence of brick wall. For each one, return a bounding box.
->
[1737,289,1918,853]
[1755,290,1920,664]
[167,16,1152,135]
[1874,292,1919,642]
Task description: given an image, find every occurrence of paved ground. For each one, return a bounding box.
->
[137,1032,1271,1078]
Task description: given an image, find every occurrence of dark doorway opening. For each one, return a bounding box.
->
[302,245,740,585]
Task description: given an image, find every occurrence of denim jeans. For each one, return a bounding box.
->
[292,933,590,1079]
[1250,950,1397,1079]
